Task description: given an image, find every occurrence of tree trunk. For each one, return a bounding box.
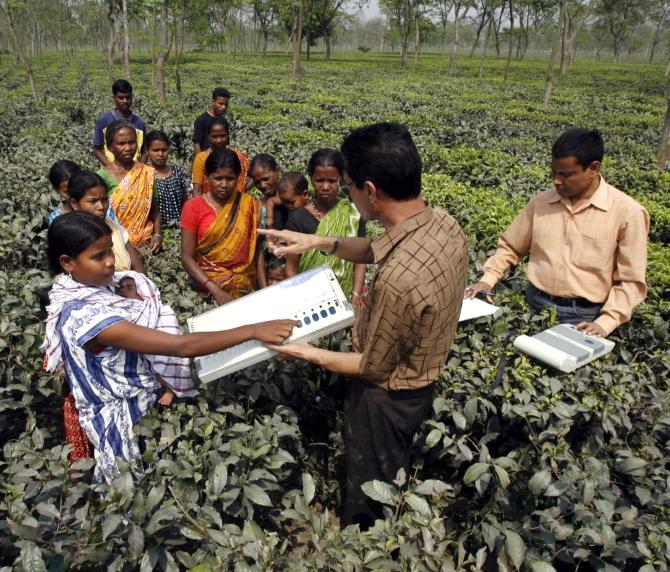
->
[121,0,130,75]
[559,8,570,74]
[414,4,420,64]
[658,95,670,169]
[543,0,566,106]
[0,2,38,100]
[479,15,492,78]
[291,0,303,81]
[326,32,332,60]
[504,0,514,81]
[665,59,670,76]
[107,15,116,69]
[494,2,506,57]
[564,0,595,70]
[155,0,169,100]
[470,7,489,57]
[448,3,462,76]
[400,0,412,69]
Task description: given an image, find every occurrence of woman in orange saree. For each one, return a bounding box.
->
[191,116,250,197]
[97,119,161,252]
[181,149,261,305]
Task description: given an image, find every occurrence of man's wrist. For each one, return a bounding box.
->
[318,237,339,256]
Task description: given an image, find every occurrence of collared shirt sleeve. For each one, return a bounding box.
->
[594,204,650,335]
[358,279,416,379]
[481,199,535,287]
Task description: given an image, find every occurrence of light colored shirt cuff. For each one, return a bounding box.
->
[480,272,501,289]
[593,314,619,337]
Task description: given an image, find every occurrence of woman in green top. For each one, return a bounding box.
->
[285,148,366,304]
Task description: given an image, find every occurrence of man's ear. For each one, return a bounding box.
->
[365,180,380,203]
[587,160,601,176]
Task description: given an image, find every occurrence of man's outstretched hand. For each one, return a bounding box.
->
[258,228,322,258]
[576,321,607,338]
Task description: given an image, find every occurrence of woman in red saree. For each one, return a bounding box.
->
[181,149,261,305]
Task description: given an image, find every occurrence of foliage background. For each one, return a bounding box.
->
[0,52,669,570]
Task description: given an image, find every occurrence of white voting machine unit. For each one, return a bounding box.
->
[513,324,615,373]
[188,265,355,382]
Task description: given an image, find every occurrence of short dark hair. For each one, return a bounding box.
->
[307,148,344,176]
[341,122,421,201]
[68,170,109,202]
[552,128,604,168]
[48,160,81,190]
[47,212,111,276]
[212,87,231,100]
[144,130,171,151]
[104,119,136,149]
[112,79,133,95]
[279,172,308,194]
[208,116,230,135]
[205,148,241,177]
[250,153,279,173]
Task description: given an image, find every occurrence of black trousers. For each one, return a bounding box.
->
[342,378,435,530]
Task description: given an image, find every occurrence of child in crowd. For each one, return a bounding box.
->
[250,153,283,229]
[42,211,296,482]
[285,149,366,301]
[193,87,230,155]
[92,79,147,166]
[47,160,81,225]
[192,117,249,197]
[68,170,145,274]
[257,172,311,287]
[145,130,190,228]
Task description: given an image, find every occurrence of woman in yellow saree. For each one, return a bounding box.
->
[181,149,261,305]
[97,119,161,252]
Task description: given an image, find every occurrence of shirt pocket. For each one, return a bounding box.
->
[571,218,615,270]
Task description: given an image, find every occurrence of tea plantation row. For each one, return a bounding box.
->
[0,52,669,571]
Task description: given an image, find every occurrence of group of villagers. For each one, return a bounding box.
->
[42,80,366,482]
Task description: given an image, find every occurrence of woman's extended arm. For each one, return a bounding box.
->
[93,319,297,357]
[127,242,146,274]
[180,228,233,305]
[149,195,162,254]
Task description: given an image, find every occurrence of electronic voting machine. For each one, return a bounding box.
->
[188,265,355,382]
[513,324,615,373]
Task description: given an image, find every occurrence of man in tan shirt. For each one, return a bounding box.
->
[466,128,649,337]
[260,122,468,529]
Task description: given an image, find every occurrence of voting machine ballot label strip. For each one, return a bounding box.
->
[187,265,355,382]
[513,324,615,373]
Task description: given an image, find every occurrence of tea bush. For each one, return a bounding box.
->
[1,52,669,570]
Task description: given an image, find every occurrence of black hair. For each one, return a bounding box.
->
[552,128,604,168]
[205,148,241,177]
[112,79,133,95]
[212,87,231,100]
[104,118,137,149]
[208,116,230,135]
[48,160,81,190]
[250,153,279,173]
[279,172,308,194]
[47,212,112,277]
[144,130,171,150]
[307,148,345,176]
[341,122,421,201]
[68,170,109,202]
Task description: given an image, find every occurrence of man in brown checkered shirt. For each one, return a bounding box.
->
[261,122,468,529]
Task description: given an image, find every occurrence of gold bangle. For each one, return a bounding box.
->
[352,292,361,298]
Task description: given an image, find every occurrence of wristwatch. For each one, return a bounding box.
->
[319,238,339,256]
